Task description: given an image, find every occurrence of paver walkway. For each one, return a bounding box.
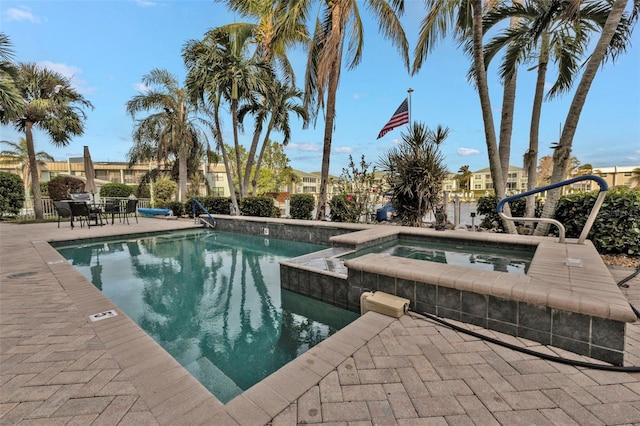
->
[1,220,639,425]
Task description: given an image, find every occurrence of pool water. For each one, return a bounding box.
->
[55,229,358,403]
[341,238,534,275]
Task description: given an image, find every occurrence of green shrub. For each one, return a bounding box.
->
[290,194,315,220]
[0,172,25,216]
[131,184,151,199]
[48,176,85,201]
[476,195,543,232]
[166,201,185,217]
[153,178,177,208]
[554,187,640,255]
[329,194,352,222]
[240,196,275,217]
[186,196,231,217]
[100,182,132,198]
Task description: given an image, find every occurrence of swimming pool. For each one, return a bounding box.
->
[54,229,358,403]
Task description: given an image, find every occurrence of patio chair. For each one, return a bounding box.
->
[123,199,138,224]
[70,193,92,203]
[68,201,92,228]
[101,200,121,225]
[53,201,73,228]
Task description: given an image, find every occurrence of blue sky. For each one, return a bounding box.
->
[1,0,639,176]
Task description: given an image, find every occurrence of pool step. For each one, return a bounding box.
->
[185,357,243,403]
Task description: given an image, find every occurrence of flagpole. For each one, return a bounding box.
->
[407,88,413,125]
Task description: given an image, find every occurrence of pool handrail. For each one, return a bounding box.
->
[192,199,216,228]
[496,175,608,244]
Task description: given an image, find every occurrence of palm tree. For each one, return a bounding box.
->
[212,1,309,200]
[535,0,636,236]
[305,0,410,220]
[0,138,54,197]
[183,26,274,207]
[9,63,93,219]
[482,0,633,218]
[456,164,473,191]
[0,32,23,123]
[413,0,515,233]
[239,80,307,196]
[126,69,205,203]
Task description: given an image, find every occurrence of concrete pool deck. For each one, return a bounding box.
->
[1,219,640,424]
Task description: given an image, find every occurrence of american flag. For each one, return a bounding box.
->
[377,98,409,139]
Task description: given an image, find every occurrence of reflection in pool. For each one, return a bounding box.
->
[55,229,358,403]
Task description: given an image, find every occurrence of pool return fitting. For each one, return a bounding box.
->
[496,174,608,244]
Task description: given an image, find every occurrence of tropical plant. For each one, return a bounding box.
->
[253,140,296,195]
[239,80,307,196]
[8,63,93,219]
[535,0,637,236]
[0,171,24,216]
[412,0,514,233]
[214,0,309,198]
[329,155,381,223]
[482,0,634,219]
[126,68,207,203]
[304,0,409,220]
[0,32,23,123]
[456,164,472,191]
[239,196,276,217]
[378,122,449,227]
[0,138,54,196]
[183,26,273,213]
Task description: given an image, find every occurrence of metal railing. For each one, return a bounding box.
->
[496,175,608,244]
[192,199,216,228]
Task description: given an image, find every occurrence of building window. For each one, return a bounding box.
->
[211,187,224,196]
[624,172,632,177]
[485,183,493,189]
[600,173,607,177]
[303,186,316,193]
[474,175,482,180]
[474,184,482,190]
[302,177,315,183]
[508,173,518,180]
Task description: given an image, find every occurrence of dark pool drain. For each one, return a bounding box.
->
[7,271,38,279]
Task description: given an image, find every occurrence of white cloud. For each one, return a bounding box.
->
[285,143,319,152]
[334,147,353,153]
[626,156,638,162]
[5,6,40,23]
[457,147,481,156]
[38,61,94,95]
[353,93,361,100]
[633,149,640,155]
[134,82,151,93]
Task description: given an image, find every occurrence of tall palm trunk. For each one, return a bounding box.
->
[534,0,629,236]
[177,103,188,202]
[213,101,239,214]
[525,30,549,218]
[243,123,263,197]
[315,61,340,220]
[250,126,274,196]
[231,97,244,198]
[471,0,515,233]
[498,72,516,186]
[25,122,43,220]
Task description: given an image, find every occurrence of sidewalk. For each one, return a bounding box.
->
[1,220,639,425]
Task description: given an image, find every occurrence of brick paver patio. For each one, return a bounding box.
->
[1,219,639,425]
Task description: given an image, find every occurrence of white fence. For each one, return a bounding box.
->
[16,197,152,221]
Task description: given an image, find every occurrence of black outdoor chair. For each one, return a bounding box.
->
[53,201,73,228]
[68,201,92,228]
[123,199,138,224]
[101,201,121,225]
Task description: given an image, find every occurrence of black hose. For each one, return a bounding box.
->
[407,267,640,373]
[617,267,640,288]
